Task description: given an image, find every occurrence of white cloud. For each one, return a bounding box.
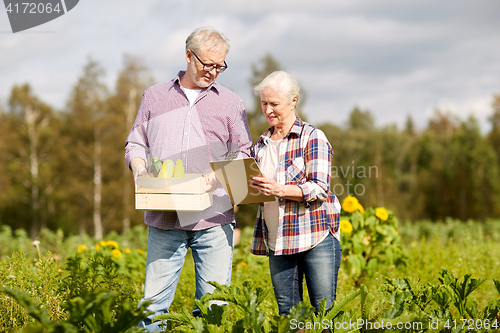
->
[1,0,499,134]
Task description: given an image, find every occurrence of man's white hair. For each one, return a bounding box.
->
[185,26,230,55]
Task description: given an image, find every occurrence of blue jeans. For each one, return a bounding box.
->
[268,233,342,316]
[138,224,234,331]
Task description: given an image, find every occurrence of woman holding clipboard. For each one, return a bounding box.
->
[249,71,341,328]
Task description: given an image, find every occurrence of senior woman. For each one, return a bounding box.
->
[249,71,341,319]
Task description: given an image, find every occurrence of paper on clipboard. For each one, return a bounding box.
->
[210,158,276,205]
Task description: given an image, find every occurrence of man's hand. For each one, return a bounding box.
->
[203,168,219,192]
[130,157,147,181]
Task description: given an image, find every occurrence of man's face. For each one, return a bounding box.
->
[186,46,226,89]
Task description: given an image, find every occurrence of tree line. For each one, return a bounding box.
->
[1,54,499,239]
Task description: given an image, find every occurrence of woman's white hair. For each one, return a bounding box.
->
[254,71,300,103]
[185,27,230,55]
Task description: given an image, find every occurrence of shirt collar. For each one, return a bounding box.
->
[256,117,303,146]
[174,70,221,93]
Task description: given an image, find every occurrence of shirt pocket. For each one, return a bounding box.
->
[286,157,305,183]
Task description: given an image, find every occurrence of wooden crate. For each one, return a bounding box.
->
[135,174,212,211]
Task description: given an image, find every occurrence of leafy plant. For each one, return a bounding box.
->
[308,289,362,333]
[160,281,366,333]
[339,197,409,284]
[435,269,499,328]
[58,242,143,308]
[1,286,151,333]
[159,280,275,332]
[380,271,500,332]
[0,252,65,330]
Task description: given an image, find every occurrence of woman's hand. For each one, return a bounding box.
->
[250,176,305,201]
[249,176,283,197]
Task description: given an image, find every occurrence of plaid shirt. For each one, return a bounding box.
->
[125,71,252,230]
[251,117,340,256]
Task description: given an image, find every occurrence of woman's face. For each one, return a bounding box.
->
[259,86,297,128]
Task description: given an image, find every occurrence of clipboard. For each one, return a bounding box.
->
[210,158,276,205]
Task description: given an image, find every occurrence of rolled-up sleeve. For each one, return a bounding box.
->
[297,128,332,203]
[125,91,150,170]
[231,100,252,159]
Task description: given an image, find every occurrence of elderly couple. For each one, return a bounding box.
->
[125,26,342,332]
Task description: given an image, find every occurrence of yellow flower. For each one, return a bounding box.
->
[375,207,389,221]
[236,262,248,269]
[340,220,353,233]
[342,195,359,213]
[124,248,131,254]
[355,203,364,213]
[99,240,106,246]
[77,245,87,253]
[95,244,100,251]
[137,249,144,255]
[111,249,122,259]
[106,240,119,249]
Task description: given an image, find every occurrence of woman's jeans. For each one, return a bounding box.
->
[268,233,342,316]
[138,224,234,332]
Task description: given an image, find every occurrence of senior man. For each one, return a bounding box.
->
[125,27,252,331]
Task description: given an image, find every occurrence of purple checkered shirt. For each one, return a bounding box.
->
[125,71,252,230]
[251,118,340,256]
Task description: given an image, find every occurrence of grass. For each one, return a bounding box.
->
[1,219,499,332]
[169,220,500,320]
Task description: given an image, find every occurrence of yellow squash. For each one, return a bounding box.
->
[158,159,175,178]
[173,159,185,178]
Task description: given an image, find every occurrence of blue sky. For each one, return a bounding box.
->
[1,0,500,132]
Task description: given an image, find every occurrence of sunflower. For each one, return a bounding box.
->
[355,202,365,213]
[375,207,389,221]
[77,245,87,254]
[342,195,359,213]
[112,249,122,259]
[340,219,353,233]
[106,240,119,249]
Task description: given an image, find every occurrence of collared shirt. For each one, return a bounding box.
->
[125,71,252,230]
[251,117,340,256]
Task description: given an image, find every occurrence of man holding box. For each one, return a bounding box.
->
[124,27,252,331]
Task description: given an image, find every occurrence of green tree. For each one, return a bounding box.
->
[404,114,416,136]
[457,116,500,219]
[347,107,375,131]
[415,112,500,220]
[4,84,59,238]
[488,93,500,163]
[109,54,154,233]
[0,105,9,227]
[64,58,110,239]
[427,109,460,136]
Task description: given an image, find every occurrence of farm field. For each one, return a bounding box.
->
[1,217,500,332]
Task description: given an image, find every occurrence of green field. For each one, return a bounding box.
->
[1,218,500,332]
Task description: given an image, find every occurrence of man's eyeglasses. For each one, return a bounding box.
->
[190,50,228,73]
